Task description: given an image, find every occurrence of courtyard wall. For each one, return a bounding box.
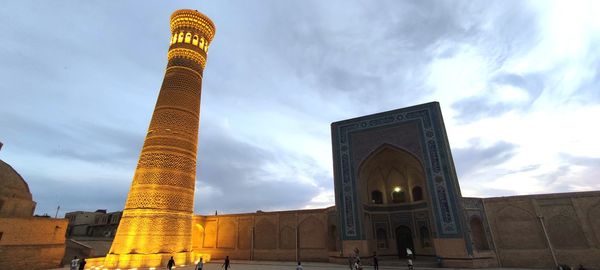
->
[483,191,600,268]
[192,207,336,262]
[0,217,68,270]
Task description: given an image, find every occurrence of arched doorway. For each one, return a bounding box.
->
[395,226,414,258]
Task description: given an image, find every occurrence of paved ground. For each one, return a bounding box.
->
[51,260,544,270]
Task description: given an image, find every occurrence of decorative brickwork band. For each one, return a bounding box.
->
[105,9,215,269]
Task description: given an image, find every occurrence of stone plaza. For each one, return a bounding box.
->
[50,260,540,270]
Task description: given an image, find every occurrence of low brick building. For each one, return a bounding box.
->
[0,158,68,270]
[65,210,122,238]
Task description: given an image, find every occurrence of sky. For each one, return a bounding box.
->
[1,0,599,216]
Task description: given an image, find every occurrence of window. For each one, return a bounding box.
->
[376,228,388,249]
[420,226,431,247]
[391,189,406,203]
[371,190,383,204]
[412,186,423,201]
[0,232,3,241]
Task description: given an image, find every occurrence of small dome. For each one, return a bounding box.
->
[0,159,36,217]
[0,159,33,201]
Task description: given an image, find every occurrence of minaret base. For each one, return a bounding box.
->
[85,252,212,270]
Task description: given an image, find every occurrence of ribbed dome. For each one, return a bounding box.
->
[0,159,33,201]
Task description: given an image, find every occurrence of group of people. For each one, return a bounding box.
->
[169,256,229,270]
[347,248,366,270]
[70,255,228,270]
[69,257,86,270]
[347,247,414,270]
[153,256,232,270]
[71,250,417,270]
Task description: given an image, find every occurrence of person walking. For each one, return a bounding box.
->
[222,255,230,270]
[70,256,79,270]
[372,252,379,270]
[296,261,304,270]
[407,258,414,270]
[354,257,363,270]
[167,256,175,270]
[195,258,204,270]
[78,258,86,270]
[406,248,413,259]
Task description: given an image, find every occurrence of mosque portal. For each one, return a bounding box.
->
[332,102,468,263]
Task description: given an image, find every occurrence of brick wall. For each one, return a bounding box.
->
[0,217,68,270]
[484,191,600,269]
[193,208,334,262]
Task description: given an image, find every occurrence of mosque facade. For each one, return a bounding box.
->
[76,8,600,270]
[186,103,600,269]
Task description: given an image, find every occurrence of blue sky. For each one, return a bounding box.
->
[1,0,599,216]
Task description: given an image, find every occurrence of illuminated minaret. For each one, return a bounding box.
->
[105,9,215,269]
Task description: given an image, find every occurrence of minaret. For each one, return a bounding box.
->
[105,9,215,269]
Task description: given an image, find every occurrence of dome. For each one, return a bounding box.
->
[0,159,36,217]
[0,159,32,200]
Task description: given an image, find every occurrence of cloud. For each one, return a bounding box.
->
[195,120,327,214]
[453,139,518,179]
[451,96,515,123]
[1,0,599,216]
[27,175,129,216]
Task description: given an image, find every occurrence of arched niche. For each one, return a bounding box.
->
[254,218,277,249]
[217,220,236,249]
[193,223,205,244]
[588,203,600,245]
[469,216,489,250]
[299,215,326,249]
[376,227,388,249]
[328,225,339,251]
[358,144,426,205]
[412,186,424,202]
[279,226,295,250]
[547,214,588,249]
[495,206,545,249]
[371,190,383,204]
[419,226,431,247]
[407,168,426,201]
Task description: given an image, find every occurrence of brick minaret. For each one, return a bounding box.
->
[105,9,215,269]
